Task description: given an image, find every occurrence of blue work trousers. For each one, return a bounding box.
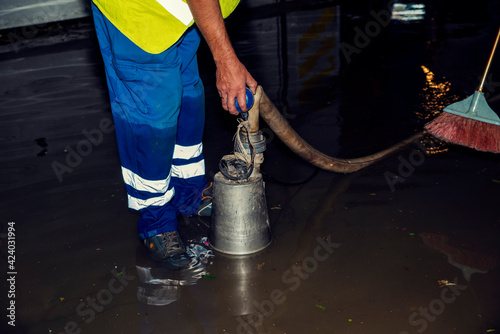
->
[92,4,207,239]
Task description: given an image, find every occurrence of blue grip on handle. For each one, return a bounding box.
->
[235,88,254,113]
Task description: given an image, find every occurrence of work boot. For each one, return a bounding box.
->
[196,182,213,216]
[144,231,191,270]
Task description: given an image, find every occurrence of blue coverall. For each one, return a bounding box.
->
[92,4,207,239]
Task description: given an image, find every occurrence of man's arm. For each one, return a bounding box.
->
[186,0,257,115]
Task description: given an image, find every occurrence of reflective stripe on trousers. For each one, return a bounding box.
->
[92,4,206,239]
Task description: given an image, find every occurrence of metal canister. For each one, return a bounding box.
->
[209,172,272,255]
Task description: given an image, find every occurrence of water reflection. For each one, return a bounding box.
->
[135,236,272,333]
[415,65,463,154]
[420,232,498,282]
[391,2,426,22]
[210,251,272,317]
[136,237,214,307]
[418,65,458,121]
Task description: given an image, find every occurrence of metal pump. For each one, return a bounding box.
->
[209,88,272,256]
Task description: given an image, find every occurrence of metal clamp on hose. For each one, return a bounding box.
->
[235,131,266,155]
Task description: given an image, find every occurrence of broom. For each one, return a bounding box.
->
[424,27,500,153]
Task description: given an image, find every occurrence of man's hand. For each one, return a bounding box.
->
[186,0,257,115]
[215,53,257,115]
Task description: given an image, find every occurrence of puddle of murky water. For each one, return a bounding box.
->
[1,1,499,333]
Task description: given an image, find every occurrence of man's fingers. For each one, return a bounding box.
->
[227,93,237,114]
[235,91,247,112]
[247,75,258,95]
[215,64,257,115]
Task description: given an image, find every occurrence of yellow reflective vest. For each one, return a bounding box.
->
[93,0,240,54]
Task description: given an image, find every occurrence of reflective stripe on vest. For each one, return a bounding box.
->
[156,0,193,25]
[93,0,240,54]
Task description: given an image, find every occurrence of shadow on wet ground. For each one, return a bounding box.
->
[1,0,500,333]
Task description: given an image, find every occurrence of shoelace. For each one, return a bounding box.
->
[161,231,184,254]
[201,182,213,201]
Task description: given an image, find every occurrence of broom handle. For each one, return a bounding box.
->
[478,26,500,92]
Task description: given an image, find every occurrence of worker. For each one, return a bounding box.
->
[91,0,258,269]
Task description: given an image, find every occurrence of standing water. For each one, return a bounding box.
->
[1,0,499,333]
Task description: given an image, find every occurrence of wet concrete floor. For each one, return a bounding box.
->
[1,1,500,333]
